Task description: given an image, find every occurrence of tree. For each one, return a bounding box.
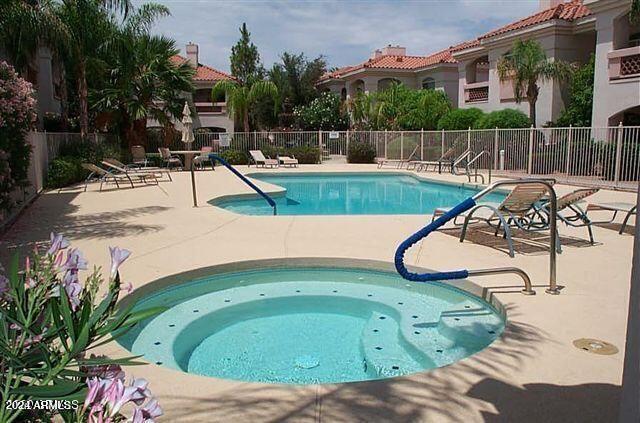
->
[92,4,195,148]
[475,109,531,129]
[230,23,263,86]
[269,52,326,107]
[294,92,348,130]
[211,80,278,132]
[554,55,594,127]
[497,39,574,126]
[437,108,484,130]
[53,0,134,137]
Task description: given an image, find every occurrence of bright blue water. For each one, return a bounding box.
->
[119,268,504,384]
[213,173,503,215]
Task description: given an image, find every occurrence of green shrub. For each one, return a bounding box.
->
[45,156,85,188]
[287,146,320,164]
[219,149,248,165]
[347,141,376,163]
[475,109,531,129]
[437,108,484,130]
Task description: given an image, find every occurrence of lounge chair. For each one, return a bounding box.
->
[102,160,168,183]
[158,148,183,170]
[377,145,419,169]
[249,150,278,168]
[81,163,144,191]
[278,155,298,168]
[432,182,556,257]
[193,146,214,170]
[586,201,637,234]
[130,145,149,167]
[407,145,458,173]
[534,188,600,244]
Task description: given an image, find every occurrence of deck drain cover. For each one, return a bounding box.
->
[573,338,618,355]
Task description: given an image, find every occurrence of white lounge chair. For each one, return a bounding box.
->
[586,201,637,234]
[278,155,298,168]
[249,150,278,168]
[81,163,154,191]
[102,160,166,183]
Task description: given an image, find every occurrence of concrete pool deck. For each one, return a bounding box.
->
[0,163,636,422]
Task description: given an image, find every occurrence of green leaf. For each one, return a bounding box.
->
[58,288,76,340]
[10,378,82,398]
[77,355,146,366]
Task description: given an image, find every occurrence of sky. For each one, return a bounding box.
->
[135,0,542,73]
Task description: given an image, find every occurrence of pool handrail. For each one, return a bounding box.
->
[394,178,560,295]
[208,154,278,215]
[465,150,492,185]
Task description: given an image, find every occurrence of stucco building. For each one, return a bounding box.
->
[317,0,640,127]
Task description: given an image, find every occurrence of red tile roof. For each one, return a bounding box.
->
[170,55,234,82]
[319,48,456,81]
[478,0,591,40]
[318,1,591,82]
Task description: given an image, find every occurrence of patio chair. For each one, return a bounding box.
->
[249,150,278,168]
[193,146,214,170]
[534,188,600,244]
[130,145,149,167]
[377,145,419,169]
[101,160,165,184]
[103,158,172,181]
[432,182,556,257]
[158,147,183,170]
[278,155,299,168]
[586,201,637,234]
[81,163,138,191]
[406,145,457,172]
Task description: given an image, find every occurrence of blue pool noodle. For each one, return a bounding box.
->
[395,197,477,282]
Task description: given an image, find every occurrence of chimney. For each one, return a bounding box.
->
[381,45,406,57]
[539,0,564,10]
[371,49,383,60]
[186,42,199,68]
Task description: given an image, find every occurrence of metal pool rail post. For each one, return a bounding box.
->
[395,178,561,295]
[208,154,278,215]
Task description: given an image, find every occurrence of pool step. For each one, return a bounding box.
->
[436,301,503,351]
[360,312,425,378]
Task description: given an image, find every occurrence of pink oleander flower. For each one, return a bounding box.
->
[62,248,88,273]
[47,232,70,256]
[23,332,44,349]
[109,247,131,280]
[131,398,163,423]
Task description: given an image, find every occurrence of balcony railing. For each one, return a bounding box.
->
[608,46,640,80]
[195,102,226,114]
[464,81,489,103]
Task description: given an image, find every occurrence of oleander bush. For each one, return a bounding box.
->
[0,234,164,423]
[0,61,37,212]
[437,108,484,131]
[347,141,376,163]
[475,109,531,129]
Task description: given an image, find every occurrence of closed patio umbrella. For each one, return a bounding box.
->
[181,101,194,149]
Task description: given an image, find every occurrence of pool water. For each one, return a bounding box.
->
[213,173,503,215]
[119,267,504,385]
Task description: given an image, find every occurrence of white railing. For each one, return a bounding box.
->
[156,126,640,190]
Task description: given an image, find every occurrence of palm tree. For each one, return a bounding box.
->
[92,5,194,147]
[211,80,278,132]
[497,39,574,126]
[51,0,132,137]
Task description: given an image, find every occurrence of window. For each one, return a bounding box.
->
[421,77,435,90]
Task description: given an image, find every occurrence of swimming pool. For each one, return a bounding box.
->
[118,263,504,385]
[212,173,502,215]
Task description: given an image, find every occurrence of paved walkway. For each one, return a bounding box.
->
[0,164,636,422]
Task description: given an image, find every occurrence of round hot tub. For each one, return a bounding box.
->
[118,261,504,385]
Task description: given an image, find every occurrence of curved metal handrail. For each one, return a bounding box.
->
[451,149,472,176]
[208,154,278,215]
[465,150,492,185]
[395,178,560,295]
